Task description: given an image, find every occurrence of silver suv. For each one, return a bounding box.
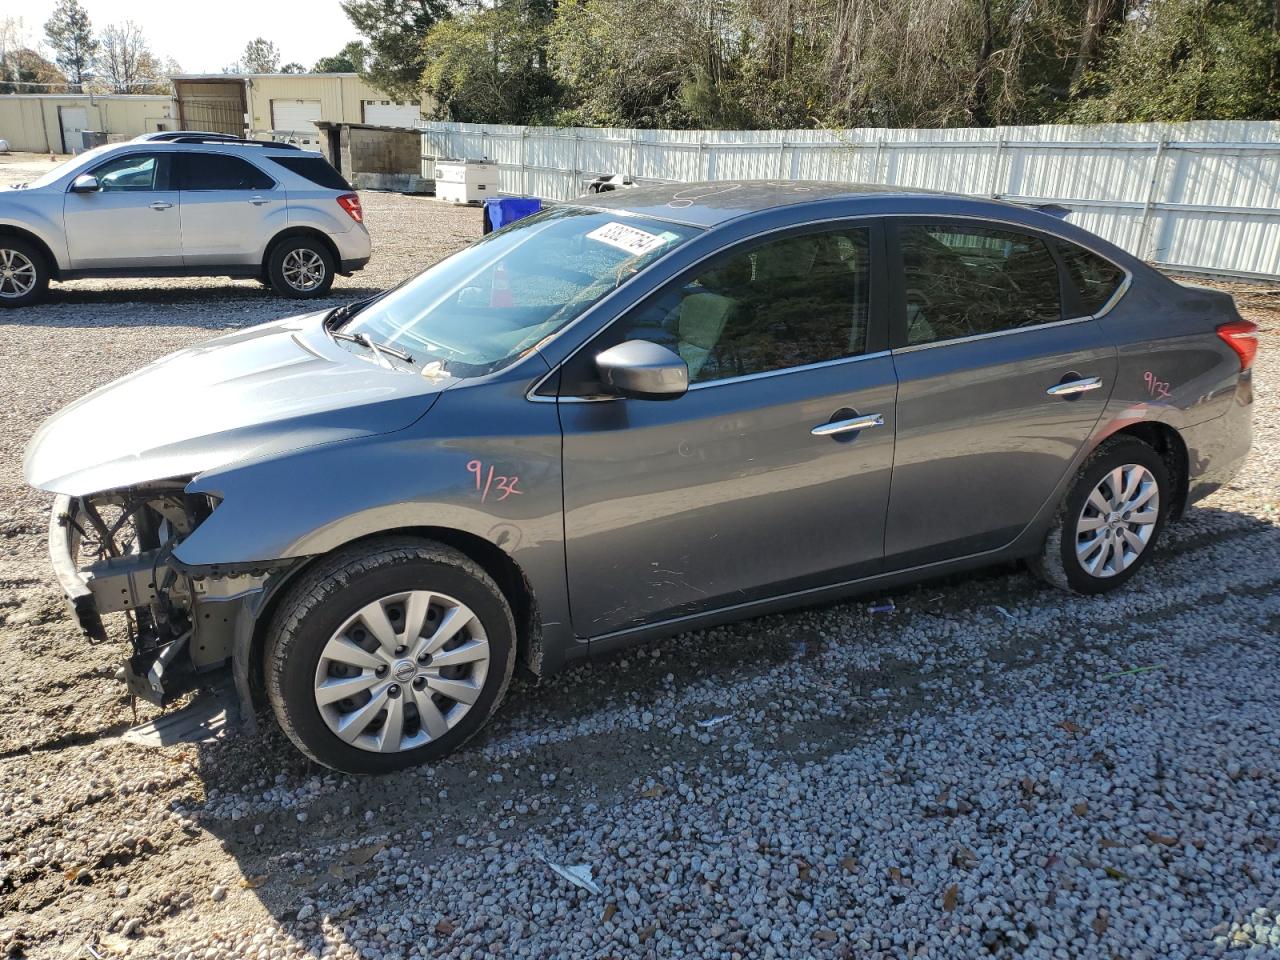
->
[0,139,371,306]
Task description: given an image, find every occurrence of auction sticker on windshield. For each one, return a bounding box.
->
[586,222,670,257]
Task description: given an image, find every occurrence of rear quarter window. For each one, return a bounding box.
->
[1058,241,1125,315]
[269,156,352,191]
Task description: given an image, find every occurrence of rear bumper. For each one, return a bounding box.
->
[1183,379,1254,507]
[340,256,370,274]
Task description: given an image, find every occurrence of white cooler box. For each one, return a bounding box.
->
[434,160,498,204]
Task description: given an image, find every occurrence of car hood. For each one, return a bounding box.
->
[25,311,458,496]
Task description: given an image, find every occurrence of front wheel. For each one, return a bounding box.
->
[0,238,49,307]
[1032,436,1171,594]
[265,538,516,774]
[267,237,335,299]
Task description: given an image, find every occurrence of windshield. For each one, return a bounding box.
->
[20,145,117,190]
[340,206,701,376]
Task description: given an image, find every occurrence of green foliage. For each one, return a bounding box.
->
[421,1,561,123]
[1067,0,1280,122]
[337,0,1280,128]
[314,40,369,74]
[341,0,450,101]
[43,0,97,87]
[241,37,281,74]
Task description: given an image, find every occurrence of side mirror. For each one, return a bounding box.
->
[70,174,100,193]
[595,340,688,401]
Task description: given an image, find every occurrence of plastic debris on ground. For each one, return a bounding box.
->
[538,856,602,895]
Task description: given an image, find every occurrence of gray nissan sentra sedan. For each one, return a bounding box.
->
[24,181,1256,774]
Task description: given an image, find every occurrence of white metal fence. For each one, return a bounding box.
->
[420,120,1280,280]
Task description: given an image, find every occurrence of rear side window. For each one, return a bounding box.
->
[1058,241,1125,315]
[899,224,1062,346]
[179,153,274,191]
[269,155,351,191]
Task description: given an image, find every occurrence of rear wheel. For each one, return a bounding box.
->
[265,538,516,774]
[1032,436,1171,594]
[267,237,335,299]
[0,238,49,307]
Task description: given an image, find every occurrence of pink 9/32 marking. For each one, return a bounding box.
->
[466,459,523,503]
[1143,371,1172,400]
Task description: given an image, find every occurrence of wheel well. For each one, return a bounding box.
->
[1109,422,1190,519]
[246,527,541,706]
[262,228,340,276]
[0,226,60,279]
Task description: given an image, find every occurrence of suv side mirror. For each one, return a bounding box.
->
[70,174,100,193]
[595,340,688,401]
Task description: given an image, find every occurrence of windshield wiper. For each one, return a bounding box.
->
[331,330,414,365]
[323,294,381,330]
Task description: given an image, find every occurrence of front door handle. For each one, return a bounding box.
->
[811,413,885,437]
[248,196,271,206]
[149,201,173,211]
[1046,376,1103,398]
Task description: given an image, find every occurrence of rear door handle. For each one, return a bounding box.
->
[811,413,885,437]
[149,201,172,211]
[1046,376,1102,397]
[248,196,271,206]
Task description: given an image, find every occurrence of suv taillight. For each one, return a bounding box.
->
[1217,319,1259,370]
[336,193,363,223]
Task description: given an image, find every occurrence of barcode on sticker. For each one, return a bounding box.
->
[586,222,668,256]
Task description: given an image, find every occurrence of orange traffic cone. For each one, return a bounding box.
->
[490,261,513,308]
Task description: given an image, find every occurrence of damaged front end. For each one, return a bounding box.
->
[49,482,274,710]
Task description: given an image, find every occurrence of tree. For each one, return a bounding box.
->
[44,0,97,88]
[95,21,158,93]
[421,1,560,123]
[241,37,281,73]
[314,39,368,73]
[1,45,68,94]
[341,0,450,100]
[281,62,306,73]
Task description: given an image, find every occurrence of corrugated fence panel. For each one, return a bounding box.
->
[421,120,1280,279]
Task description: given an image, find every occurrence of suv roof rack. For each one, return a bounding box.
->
[165,135,303,150]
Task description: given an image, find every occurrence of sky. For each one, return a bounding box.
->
[7,0,359,75]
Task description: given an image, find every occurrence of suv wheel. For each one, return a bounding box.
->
[267,237,335,299]
[265,537,516,774]
[1032,436,1171,594]
[0,239,49,308]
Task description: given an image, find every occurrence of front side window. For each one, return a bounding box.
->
[341,206,700,376]
[180,153,275,191]
[1058,241,1125,315]
[603,226,872,385]
[900,224,1062,346]
[89,153,166,191]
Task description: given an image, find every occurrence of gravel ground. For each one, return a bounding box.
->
[1,150,1278,960]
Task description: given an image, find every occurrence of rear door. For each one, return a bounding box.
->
[63,151,182,269]
[884,219,1118,567]
[558,222,897,637]
[176,152,281,266]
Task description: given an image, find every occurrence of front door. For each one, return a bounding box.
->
[884,219,1118,567]
[63,151,182,269]
[176,152,281,266]
[559,223,897,637]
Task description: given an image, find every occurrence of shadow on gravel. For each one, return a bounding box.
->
[141,505,1280,931]
[0,284,385,328]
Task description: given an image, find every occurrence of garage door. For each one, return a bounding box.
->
[59,106,89,154]
[361,100,421,128]
[270,99,322,147]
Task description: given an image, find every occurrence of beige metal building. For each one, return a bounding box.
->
[0,94,175,153]
[172,74,428,149]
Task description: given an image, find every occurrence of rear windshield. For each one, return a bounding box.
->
[269,156,351,191]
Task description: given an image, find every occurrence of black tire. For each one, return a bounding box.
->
[0,237,50,308]
[1031,436,1172,594]
[266,236,335,299]
[265,537,516,774]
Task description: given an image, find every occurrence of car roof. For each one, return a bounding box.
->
[102,140,323,160]
[574,180,962,228]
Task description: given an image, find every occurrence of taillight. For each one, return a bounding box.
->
[1217,319,1259,370]
[336,193,363,223]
